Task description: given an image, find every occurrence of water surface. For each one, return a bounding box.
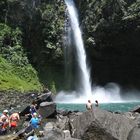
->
[57,102,140,112]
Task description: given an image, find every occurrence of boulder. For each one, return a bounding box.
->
[82,121,118,140]
[19,92,54,117]
[127,125,140,140]
[56,115,70,130]
[69,108,137,140]
[42,122,63,140]
[35,92,53,109]
[38,102,56,118]
[130,105,140,113]
[37,92,53,102]
[41,122,80,140]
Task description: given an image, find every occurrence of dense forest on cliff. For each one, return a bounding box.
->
[0,0,140,92]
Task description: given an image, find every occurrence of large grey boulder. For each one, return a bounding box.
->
[20,92,53,117]
[37,92,53,102]
[127,125,140,140]
[40,122,63,140]
[69,108,137,140]
[82,121,117,140]
[38,102,56,118]
[41,122,80,140]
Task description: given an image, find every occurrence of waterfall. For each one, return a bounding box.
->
[64,0,92,98]
[63,9,73,89]
[55,0,122,103]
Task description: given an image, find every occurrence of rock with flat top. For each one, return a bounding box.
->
[69,108,138,140]
[38,101,56,118]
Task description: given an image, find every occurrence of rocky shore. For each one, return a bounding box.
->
[0,92,39,112]
[1,92,140,140]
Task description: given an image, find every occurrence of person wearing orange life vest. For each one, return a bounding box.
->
[9,112,20,132]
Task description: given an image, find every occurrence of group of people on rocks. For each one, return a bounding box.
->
[86,100,99,110]
[0,110,20,135]
[0,101,41,136]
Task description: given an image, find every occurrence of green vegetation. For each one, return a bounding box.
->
[0,23,42,92]
[0,0,66,92]
[0,56,42,92]
[50,81,56,94]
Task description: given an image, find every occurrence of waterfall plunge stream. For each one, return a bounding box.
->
[55,0,93,103]
[64,0,92,98]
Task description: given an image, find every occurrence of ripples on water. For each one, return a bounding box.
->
[57,102,140,112]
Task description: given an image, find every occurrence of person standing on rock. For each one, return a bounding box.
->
[86,100,93,110]
[9,112,20,133]
[0,110,9,134]
[29,101,37,116]
[30,112,40,129]
[95,100,99,107]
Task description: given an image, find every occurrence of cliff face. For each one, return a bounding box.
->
[76,0,140,88]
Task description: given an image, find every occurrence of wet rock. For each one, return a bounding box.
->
[38,102,56,118]
[130,105,140,113]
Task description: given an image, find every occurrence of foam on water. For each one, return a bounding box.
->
[55,83,122,103]
[55,83,140,103]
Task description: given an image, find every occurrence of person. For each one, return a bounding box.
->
[86,100,93,110]
[9,112,20,133]
[95,100,99,107]
[25,101,38,120]
[30,112,40,129]
[29,101,37,116]
[0,110,9,134]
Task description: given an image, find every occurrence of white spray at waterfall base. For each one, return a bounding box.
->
[55,83,122,103]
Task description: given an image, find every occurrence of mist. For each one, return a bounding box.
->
[55,83,140,103]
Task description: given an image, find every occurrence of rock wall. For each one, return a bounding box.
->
[77,0,140,88]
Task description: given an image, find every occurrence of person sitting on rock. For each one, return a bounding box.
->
[9,112,20,133]
[86,100,93,110]
[0,110,9,134]
[95,100,99,107]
